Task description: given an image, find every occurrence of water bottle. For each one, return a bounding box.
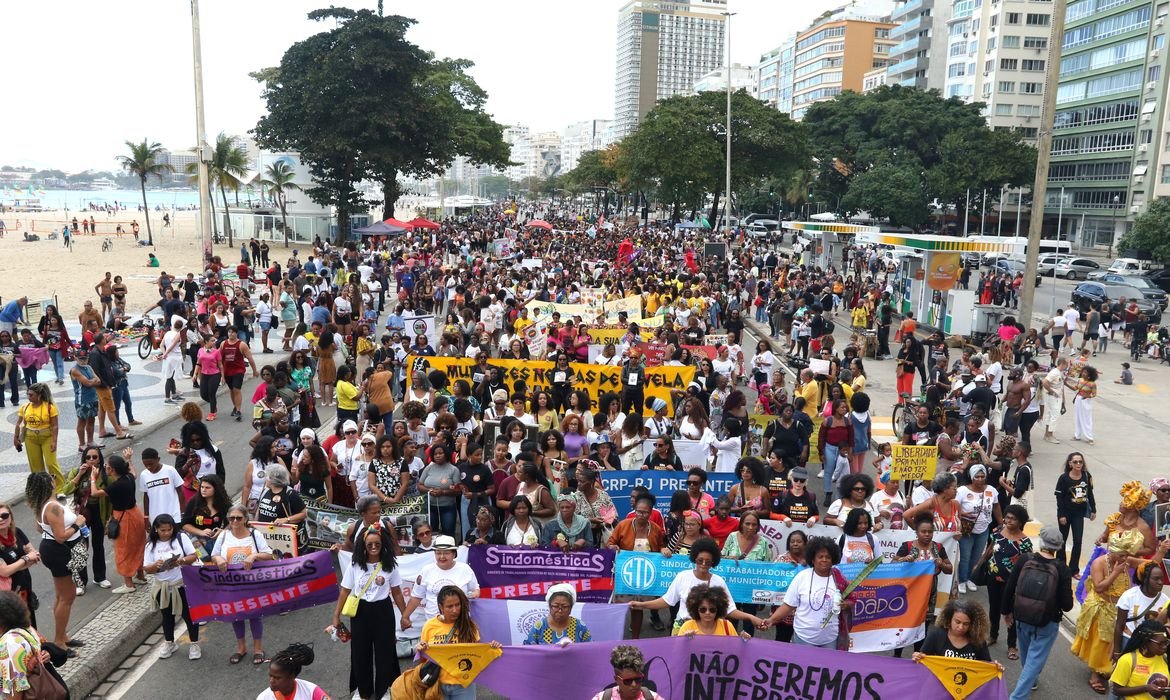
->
[79,525,91,538]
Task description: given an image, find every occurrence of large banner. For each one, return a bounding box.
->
[841,560,936,652]
[305,496,428,550]
[407,356,694,416]
[607,471,738,519]
[183,550,338,622]
[614,551,800,606]
[474,636,1009,700]
[470,598,628,645]
[467,545,616,604]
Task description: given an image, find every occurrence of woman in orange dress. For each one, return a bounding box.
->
[88,448,146,593]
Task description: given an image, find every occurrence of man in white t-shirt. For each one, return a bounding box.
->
[1063,306,1081,353]
[137,447,185,523]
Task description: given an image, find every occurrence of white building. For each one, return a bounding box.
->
[885,0,953,90]
[614,0,728,139]
[561,120,614,173]
[693,64,756,94]
[863,66,888,92]
[755,37,796,113]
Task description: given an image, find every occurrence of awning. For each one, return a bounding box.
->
[354,221,406,236]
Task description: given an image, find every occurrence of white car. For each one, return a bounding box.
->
[1054,257,1101,280]
[1037,254,1072,274]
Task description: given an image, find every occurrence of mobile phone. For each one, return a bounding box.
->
[169,438,181,450]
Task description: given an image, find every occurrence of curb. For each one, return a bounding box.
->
[60,590,160,699]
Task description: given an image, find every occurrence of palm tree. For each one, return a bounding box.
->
[117,139,173,246]
[209,132,248,247]
[260,161,300,247]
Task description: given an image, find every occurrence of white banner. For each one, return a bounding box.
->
[674,439,709,471]
[402,313,438,344]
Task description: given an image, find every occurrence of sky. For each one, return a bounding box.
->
[0,0,845,173]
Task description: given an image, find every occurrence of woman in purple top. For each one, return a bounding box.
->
[561,414,590,462]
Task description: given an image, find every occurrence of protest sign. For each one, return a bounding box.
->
[520,258,543,269]
[248,522,299,558]
[680,344,716,360]
[467,545,616,604]
[474,635,1008,700]
[402,313,437,344]
[524,299,594,319]
[305,502,362,550]
[407,356,694,416]
[470,599,628,645]
[840,560,935,652]
[488,238,514,259]
[746,413,776,457]
[183,550,338,622]
[522,318,549,357]
[607,471,737,518]
[603,295,642,317]
[422,644,502,687]
[891,444,938,481]
[704,334,728,347]
[614,551,800,606]
[633,341,669,366]
[1157,502,1170,540]
[587,327,653,344]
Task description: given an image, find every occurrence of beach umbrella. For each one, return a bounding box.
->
[527,219,553,230]
[503,209,516,215]
[408,217,440,230]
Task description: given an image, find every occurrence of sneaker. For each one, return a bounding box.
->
[74,586,84,596]
[206,413,216,421]
[96,580,112,589]
[188,642,201,660]
[159,641,177,659]
[171,393,186,402]
[111,585,136,594]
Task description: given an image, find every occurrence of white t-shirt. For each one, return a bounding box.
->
[662,570,737,622]
[341,561,403,602]
[1064,308,1080,332]
[248,459,278,503]
[783,568,842,646]
[505,520,540,547]
[255,300,273,324]
[712,358,736,380]
[138,466,184,523]
[868,489,907,530]
[255,679,329,700]
[1052,314,1068,332]
[332,441,363,486]
[956,485,998,534]
[912,483,933,507]
[349,458,374,500]
[211,529,272,565]
[1116,586,1170,637]
[839,533,883,563]
[143,533,196,583]
[411,561,480,618]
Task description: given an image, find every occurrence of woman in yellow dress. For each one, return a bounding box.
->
[1071,529,1143,694]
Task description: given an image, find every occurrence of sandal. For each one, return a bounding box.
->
[252,652,267,665]
[1088,675,1107,695]
[229,652,244,665]
[1007,648,1019,661]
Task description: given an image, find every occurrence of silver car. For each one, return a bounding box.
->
[1055,257,1101,280]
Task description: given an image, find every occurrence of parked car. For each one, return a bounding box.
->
[747,223,777,239]
[1093,274,1168,309]
[981,252,1010,266]
[1137,268,1170,294]
[1071,282,1162,321]
[1053,257,1101,280]
[1037,253,1072,275]
[993,258,1041,287]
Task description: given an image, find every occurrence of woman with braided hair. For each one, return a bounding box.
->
[1109,619,1170,699]
[256,642,331,699]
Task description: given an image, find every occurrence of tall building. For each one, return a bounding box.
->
[692,64,756,94]
[790,5,897,120]
[885,0,953,90]
[1044,0,1167,250]
[561,120,614,173]
[614,0,727,138]
[754,38,796,112]
[863,66,889,92]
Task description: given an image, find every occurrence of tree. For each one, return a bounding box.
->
[260,160,300,247]
[1118,197,1170,261]
[479,175,512,199]
[117,139,172,246]
[209,133,248,247]
[841,162,930,228]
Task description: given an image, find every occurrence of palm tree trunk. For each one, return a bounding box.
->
[219,182,233,247]
[139,178,154,246]
[280,195,290,248]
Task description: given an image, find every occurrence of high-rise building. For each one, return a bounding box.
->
[1044,0,1167,250]
[886,0,953,90]
[561,120,614,173]
[614,0,727,139]
[754,38,796,112]
[790,4,897,120]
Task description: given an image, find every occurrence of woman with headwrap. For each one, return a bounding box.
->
[541,494,596,551]
[524,583,592,645]
[955,465,1002,593]
[1071,530,1145,694]
[1078,481,1157,606]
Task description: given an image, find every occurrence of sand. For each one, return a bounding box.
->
[0,210,297,321]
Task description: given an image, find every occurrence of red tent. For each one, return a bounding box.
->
[408,217,440,230]
[384,217,411,229]
[527,219,553,230]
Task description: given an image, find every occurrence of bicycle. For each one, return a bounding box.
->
[891,392,923,435]
[135,315,161,360]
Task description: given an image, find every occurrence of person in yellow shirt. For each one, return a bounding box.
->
[416,585,501,696]
[646,289,661,316]
[14,383,63,489]
[335,364,361,426]
[1109,620,1170,700]
[513,310,533,335]
[851,304,869,330]
[677,583,751,639]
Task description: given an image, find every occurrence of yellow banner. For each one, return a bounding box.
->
[603,294,643,317]
[918,656,1002,700]
[890,444,938,481]
[587,327,655,344]
[423,643,502,688]
[407,356,694,416]
[636,314,666,328]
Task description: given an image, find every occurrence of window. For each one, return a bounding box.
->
[996,103,1014,115]
[1021,82,1043,94]
[1006,12,1020,24]
[1155,35,1167,49]
[1141,129,1153,144]
[990,14,999,28]
[1151,65,1163,82]
[1002,34,1020,48]
[1017,127,1038,138]
[1160,164,1170,184]
[1022,59,1045,71]
[1018,104,1041,116]
[987,37,997,51]
[1001,58,1019,70]
[1143,99,1158,114]
[999,80,1016,92]
[1023,36,1048,49]
[1026,14,1050,26]
[950,63,969,78]
[1055,99,1140,128]
[985,59,994,73]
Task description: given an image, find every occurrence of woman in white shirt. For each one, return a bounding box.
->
[328,524,407,700]
[709,416,743,473]
[956,465,1002,589]
[211,505,275,665]
[142,514,199,660]
[763,537,845,648]
[245,436,282,517]
[256,643,330,700]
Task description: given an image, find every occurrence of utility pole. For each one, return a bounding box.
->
[1019,0,1068,326]
[191,0,213,268]
[722,11,736,236]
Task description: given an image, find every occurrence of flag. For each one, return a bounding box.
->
[422,643,502,687]
[918,656,1003,700]
[471,599,628,645]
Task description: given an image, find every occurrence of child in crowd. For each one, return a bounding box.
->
[1115,362,1133,386]
[871,442,892,478]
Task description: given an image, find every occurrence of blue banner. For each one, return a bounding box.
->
[613,551,801,605]
[606,472,738,518]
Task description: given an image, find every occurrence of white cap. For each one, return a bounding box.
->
[342,420,359,433]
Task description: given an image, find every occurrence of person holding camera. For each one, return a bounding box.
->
[143,514,200,660]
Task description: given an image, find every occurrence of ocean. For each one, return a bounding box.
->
[3,188,206,211]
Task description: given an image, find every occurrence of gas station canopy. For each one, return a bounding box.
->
[855,231,1023,254]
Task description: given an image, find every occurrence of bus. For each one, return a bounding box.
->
[965,235,1072,259]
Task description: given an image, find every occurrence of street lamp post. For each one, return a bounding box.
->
[722,11,736,236]
[190,0,212,267]
[1110,194,1121,258]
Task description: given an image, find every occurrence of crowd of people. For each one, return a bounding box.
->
[0,208,1162,700]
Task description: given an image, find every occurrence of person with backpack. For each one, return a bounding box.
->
[1002,525,1074,699]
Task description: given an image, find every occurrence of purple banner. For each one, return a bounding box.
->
[470,599,628,645]
[182,550,338,622]
[467,545,616,604]
[476,636,1009,700]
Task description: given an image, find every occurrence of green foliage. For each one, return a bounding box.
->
[841,163,929,228]
[1119,197,1170,261]
[564,149,618,192]
[117,139,173,246]
[803,85,1036,225]
[260,160,300,247]
[479,175,512,198]
[616,90,807,222]
[253,8,510,234]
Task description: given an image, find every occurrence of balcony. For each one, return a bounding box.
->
[890,16,922,38]
[889,35,923,58]
[892,0,925,20]
[888,55,926,76]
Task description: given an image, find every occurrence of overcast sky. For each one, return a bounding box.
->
[2,0,842,173]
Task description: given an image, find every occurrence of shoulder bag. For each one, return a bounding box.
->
[106,510,125,540]
[15,629,67,700]
[341,562,381,618]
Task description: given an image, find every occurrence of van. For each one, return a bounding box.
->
[1108,258,1156,274]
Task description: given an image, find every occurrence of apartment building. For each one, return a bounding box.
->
[791,10,898,120]
[886,0,954,89]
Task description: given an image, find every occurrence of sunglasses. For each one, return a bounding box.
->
[852,486,867,492]
[228,516,246,522]
[84,454,100,461]
[697,606,717,613]
[687,480,702,486]
[345,430,357,435]
[417,529,432,537]
[618,676,644,687]
[0,513,11,521]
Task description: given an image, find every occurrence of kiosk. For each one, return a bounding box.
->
[780,221,880,271]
